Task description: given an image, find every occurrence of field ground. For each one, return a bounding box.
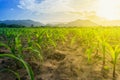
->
[0,27,120,80]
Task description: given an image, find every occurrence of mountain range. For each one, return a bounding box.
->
[0,20,44,27]
[1,19,120,27]
[52,20,120,27]
[65,19,98,27]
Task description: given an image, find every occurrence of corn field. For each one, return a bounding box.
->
[1,27,120,80]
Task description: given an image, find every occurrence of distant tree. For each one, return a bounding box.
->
[31,24,34,27]
[0,23,7,28]
[0,23,26,28]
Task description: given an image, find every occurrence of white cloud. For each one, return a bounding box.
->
[96,0,120,20]
[18,0,75,13]
[17,0,107,23]
[18,0,36,10]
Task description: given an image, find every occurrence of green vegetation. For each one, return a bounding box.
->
[0,27,120,80]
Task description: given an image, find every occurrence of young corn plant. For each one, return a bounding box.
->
[84,31,96,64]
[0,54,34,80]
[26,34,43,64]
[0,35,35,80]
[27,41,43,63]
[85,48,93,64]
[106,43,120,79]
[97,35,109,68]
[45,30,57,47]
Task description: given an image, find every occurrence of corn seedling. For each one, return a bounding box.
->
[106,43,120,79]
[27,35,43,63]
[0,35,35,80]
[97,35,109,68]
[27,42,43,63]
[0,54,34,80]
[85,48,93,64]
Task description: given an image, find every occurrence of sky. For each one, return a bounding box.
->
[1,0,120,23]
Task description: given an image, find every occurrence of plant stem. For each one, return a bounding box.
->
[113,63,116,79]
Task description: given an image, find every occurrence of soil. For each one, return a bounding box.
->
[0,40,120,80]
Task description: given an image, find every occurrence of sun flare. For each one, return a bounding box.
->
[97,0,119,20]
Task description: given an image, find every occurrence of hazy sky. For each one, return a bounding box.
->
[1,0,120,23]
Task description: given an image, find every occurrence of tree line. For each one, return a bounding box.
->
[0,23,26,28]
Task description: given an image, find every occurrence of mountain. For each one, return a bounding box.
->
[0,20,44,27]
[65,19,99,27]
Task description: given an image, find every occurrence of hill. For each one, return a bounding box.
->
[66,20,98,27]
[45,19,99,27]
[65,19,98,27]
[0,20,44,27]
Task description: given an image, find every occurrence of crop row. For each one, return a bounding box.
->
[0,27,120,80]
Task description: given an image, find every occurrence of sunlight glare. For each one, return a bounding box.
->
[97,0,118,20]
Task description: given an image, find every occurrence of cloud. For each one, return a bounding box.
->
[18,0,36,10]
[17,0,99,23]
[18,0,75,13]
[18,0,98,13]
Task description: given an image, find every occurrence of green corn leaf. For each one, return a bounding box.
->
[0,54,34,80]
